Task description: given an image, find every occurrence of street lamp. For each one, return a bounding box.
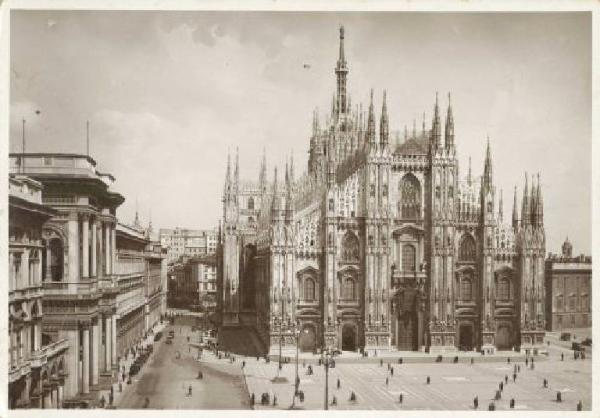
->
[291,319,301,409]
[323,347,335,410]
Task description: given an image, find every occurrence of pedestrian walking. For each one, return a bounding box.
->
[577,400,583,411]
[337,378,340,389]
[561,353,564,361]
[99,395,106,408]
[242,360,246,369]
[387,363,391,371]
[350,391,357,401]
[473,396,478,409]
[426,376,430,384]
[188,385,192,397]
[505,375,508,384]
[510,398,515,409]
[557,391,562,403]
[273,395,277,406]
[488,402,495,411]
[495,390,501,401]
[109,392,114,406]
[399,393,404,404]
[507,357,511,363]
[525,357,529,366]
[391,367,394,376]
[386,377,389,386]
[144,397,150,408]
[380,359,383,367]
[331,396,337,406]
[399,357,403,364]
[543,378,548,388]
[499,382,504,392]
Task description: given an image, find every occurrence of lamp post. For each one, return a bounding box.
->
[291,319,300,409]
[323,347,334,410]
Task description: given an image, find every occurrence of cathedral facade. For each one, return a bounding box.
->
[217,27,546,354]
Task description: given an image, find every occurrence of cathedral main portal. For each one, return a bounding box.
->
[392,284,422,351]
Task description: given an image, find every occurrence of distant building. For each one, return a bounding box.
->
[545,238,592,331]
[166,254,217,314]
[9,175,68,409]
[159,227,217,262]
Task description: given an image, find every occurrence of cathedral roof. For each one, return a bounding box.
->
[394,134,429,156]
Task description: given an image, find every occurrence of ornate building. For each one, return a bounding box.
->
[8,153,167,407]
[217,27,546,355]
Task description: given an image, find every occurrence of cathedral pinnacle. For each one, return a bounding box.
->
[445,92,454,148]
[431,92,442,147]
[536,173,544,226]
[367,88,376,147]
[512,185,519,229]
[498,188,503,223]
[483,136,493,187]
[521,172,530,226]
[380,90,389,148]
[335,26,349,118]
[467,156,472,185]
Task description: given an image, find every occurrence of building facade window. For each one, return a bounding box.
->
[304,277,316,301]
[247,197,255,210]
[402,244,416,272]
[342,277,357,300]
[342,232,360,262]
[400,174,421,219]
[497,277,510,300]
[459,234,476,262]
[461,278,472,301]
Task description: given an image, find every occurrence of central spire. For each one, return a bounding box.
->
[335,26,349,119]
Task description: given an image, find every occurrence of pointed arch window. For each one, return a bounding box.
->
[399,174,421,219]
[304,277,316,301]
[247,197,255,210]
[497,276,511,300]
[342,232,360,262]
[459,234,476,262]
[342,276,357,300]
[461,277,473,301]
[402,244,416,272]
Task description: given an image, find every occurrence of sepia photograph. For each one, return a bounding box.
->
[2,2,597,415]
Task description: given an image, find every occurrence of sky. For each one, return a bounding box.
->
[9,11,591,254]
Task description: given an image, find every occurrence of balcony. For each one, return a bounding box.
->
[9,284,43,302]
[30,338,69,368]
[42,280,98,297]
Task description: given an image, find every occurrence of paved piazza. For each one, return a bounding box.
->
[110,323,591,411]
[243,354,591,411]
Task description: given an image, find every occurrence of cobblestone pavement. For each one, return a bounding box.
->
[242,348,591,411]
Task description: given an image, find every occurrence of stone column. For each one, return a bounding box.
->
[104,223,111,275]
[82,215,89,278]
[43,389,52,409]
[62,329,79,398]
[91,320,99,385]
[67,213,80,282]
[111,315,118,367]
[21,250,30,288]
[98,221,104,276]
[104,316,112,371]
[45,243,52,281]
[50,386,57,408]
[111,225,117,276]
[33,322,40,351]
[82,328,90,394]
[91,219,97,277]
[57,384,63,408]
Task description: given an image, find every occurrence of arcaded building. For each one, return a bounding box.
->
[8,153,167,407]
[217,27,547,355]
[545,239,592,331]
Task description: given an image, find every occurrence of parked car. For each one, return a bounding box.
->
[582,337,592,347]
[560,332,571,341]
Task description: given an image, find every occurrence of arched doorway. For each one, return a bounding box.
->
[458,322,474,351]
[299,324,316,352]
[341,323,357,351]
[496,324,512,350]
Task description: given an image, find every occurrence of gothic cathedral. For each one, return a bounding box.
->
[217,27,546,355]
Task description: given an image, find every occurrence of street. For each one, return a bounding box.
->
[116,324,250,409]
